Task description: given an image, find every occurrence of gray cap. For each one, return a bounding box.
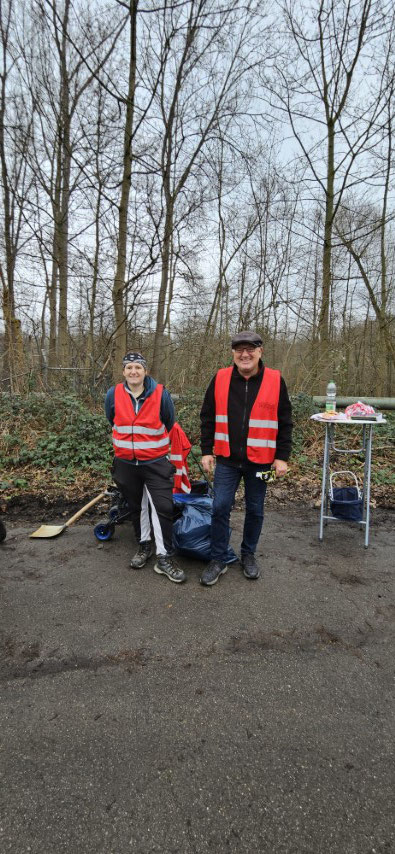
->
[231,330,263,348]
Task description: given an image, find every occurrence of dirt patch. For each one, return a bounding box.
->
[2,477,394,524]
[3,492,109,523]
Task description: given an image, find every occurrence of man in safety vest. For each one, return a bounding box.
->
[105,352,186,584]
[200,331,293,586]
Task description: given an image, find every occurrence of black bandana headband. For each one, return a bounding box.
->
[122,352,147,369]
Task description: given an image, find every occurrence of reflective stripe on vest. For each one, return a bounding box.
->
[170,454,191,493]
[113,424,166,436]
[112,383,170,461]
[213,366,280,464]
[169,422,192,494]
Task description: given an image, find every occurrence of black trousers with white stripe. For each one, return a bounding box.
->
[112,456,175,556]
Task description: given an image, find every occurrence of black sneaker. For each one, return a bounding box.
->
[200,560,228,586]
[130,541,153,569]
[154,556,186,584]
[241,553,260,580]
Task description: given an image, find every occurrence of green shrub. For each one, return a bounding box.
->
[0,392,112,477]
[175,390,202,445]
[289,393,317,457]
[1,390,393,489]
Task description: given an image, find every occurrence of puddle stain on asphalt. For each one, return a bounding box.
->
[0,620,391,682]
[226,624,370,657]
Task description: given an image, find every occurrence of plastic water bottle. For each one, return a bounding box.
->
[326,380,337,412]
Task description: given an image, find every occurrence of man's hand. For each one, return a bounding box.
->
[273,459,288,477]
[201,454,215,475]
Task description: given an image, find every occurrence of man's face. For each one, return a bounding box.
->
[122,361,146,388]
[232,344,262,377]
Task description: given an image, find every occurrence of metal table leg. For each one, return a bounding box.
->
[363,425,373,548]
[319,424,330,541]
[316,419,382,548]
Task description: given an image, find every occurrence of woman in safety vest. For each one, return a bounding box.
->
[105,352,186,583]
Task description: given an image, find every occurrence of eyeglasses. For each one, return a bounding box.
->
[233,345,257,354]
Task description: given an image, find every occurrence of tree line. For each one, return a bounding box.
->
[1,0,394,396]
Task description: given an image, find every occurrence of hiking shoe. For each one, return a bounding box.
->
[200,560,228,587]
[130,541,153,569]
[241,553,260,580]
[154,556,186,584]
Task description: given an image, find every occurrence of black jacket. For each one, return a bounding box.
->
[200,362,293,469]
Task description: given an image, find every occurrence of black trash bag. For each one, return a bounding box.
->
[189,479,211,496]
[173,494,237,563]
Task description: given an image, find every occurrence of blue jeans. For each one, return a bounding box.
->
[211,462,267,563]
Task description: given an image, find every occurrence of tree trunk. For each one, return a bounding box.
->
[112,0,138,381]
[151,200,173,382]
[379,90,392,395]
[49,135,62,370]
[55,0,71,368]
[318,119,335,374]
[56,141,71,367]
[0,7,25,390]
[85,186,102,378]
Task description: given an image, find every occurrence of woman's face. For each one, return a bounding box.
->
[122,361,146,390]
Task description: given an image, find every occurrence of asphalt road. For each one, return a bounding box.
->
[1,506,394,854]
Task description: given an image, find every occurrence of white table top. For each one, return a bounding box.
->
[311,414,387,425]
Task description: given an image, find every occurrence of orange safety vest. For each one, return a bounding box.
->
[213,366,280,464]
[112,383,170,461]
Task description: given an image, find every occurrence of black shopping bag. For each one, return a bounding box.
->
[329,471,363,522]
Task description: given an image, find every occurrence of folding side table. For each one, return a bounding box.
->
[312,416,386,548]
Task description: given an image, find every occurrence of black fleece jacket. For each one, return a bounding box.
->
[200,362,293,469]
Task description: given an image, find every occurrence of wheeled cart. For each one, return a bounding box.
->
[313,417,386,548]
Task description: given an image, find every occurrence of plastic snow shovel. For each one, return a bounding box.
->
[30,492,106,538]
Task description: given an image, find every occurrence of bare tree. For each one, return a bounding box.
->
[21,0,126,368]
[141,0,264,381]
[270,0,392,378]
[111,0,138,371]
[334,30,395,393]
[0,0,33,389]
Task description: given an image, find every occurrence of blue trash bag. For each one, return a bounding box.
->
[173,494,237,563]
